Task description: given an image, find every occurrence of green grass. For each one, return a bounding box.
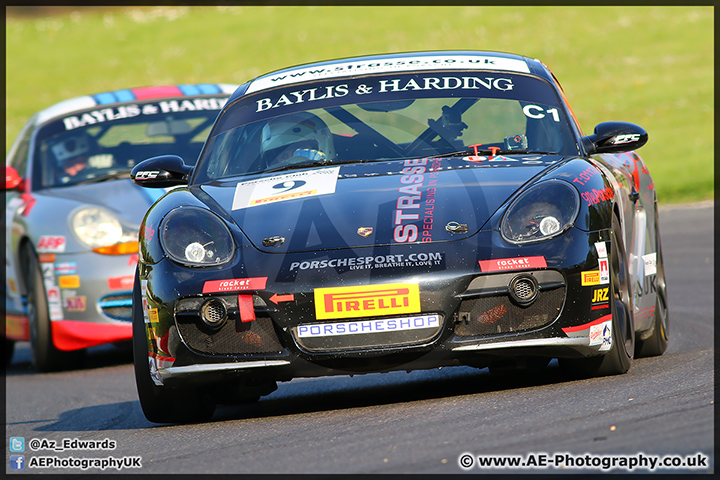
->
[6,6,713,204]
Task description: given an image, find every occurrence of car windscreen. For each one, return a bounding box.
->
[194,72,578,183]
[33,96,227,189]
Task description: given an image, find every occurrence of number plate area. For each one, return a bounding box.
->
[293,314,443,352]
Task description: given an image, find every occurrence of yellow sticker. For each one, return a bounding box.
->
[59,275,81,289]
[250,189,317,206]
[581,270,600,286]
[592,287,609,303]
[314,283,421,320]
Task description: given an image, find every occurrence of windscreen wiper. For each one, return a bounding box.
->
[261,158,372,174]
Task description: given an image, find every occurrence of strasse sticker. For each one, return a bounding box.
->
[247,55,530,93]
[392,157,443,244]
[314,283,420,320]
[232,167,340,210]
[296,314,440,338]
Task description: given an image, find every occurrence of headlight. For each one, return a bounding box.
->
[72,207,126,248]
[159,207,234,266]
[501,180,580,244]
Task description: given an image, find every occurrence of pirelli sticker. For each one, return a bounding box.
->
[314,283,420,320]
[582,270,601,286]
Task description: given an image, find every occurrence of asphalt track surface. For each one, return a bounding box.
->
[4,203,714,475]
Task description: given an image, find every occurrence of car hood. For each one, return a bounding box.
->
[201,157,559,253]
[39,178,167,227]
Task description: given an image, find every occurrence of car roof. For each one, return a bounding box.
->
[35,83,237,126]
[234,50,552,100]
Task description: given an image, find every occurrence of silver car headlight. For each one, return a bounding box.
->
[501,180,580,244]
[159,207,235,266]
[72,207,126,248]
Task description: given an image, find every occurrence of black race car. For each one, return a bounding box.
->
[130,51,668,423]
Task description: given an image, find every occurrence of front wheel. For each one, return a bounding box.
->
[24,245,84,372]
[132,268,215,424]
[560,215,635,377]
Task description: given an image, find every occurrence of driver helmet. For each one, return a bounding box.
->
[51,135,91,163]
[260,112,335,166]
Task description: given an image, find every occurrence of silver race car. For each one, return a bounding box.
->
[4,84,236,370]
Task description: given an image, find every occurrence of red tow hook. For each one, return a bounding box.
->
[468,144,500,159]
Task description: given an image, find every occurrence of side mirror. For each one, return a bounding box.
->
[131,155,193,188]
[582,121,648,155]
[5,166,23,191]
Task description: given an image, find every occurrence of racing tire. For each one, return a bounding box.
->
[132,268,215,424]
[635,204,669,357]
[560,215,635,377]
[24,246,84,372]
